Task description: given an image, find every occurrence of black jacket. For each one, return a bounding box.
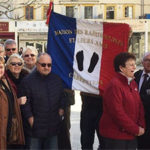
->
[135,69,150,128]
[19,69,65,138]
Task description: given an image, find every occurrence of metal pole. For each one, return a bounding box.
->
[15,21,18,46]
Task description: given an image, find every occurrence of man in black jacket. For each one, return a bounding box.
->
[135,52,150,149]
[20,53,65,149]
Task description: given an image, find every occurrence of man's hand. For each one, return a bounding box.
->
[18,96,27,105]
[59,109,64,116]
[138,126,145,136]
[28,116,34,127]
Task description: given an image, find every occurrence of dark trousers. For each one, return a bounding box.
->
[102,137,137,150]
[58,106,71,150]
[80,94,103,150]
[29,136,58,150]
[137,128,150,149]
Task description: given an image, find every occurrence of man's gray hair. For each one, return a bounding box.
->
[4,39,16,48]
[37,52,52,62]
[142,52,150,61]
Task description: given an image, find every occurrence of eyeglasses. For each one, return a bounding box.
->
[38,62,52,68]
[144,59,150,63]
[10,62,23,66]
[6,48,16,52]
[24,54,35,57]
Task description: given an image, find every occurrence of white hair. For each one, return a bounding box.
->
[6,53,24,69]
[142,52,150,61]
[22,46,38,57]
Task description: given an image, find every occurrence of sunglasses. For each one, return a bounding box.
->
[6,48,16,52]
[38,62,52,68]
[10,62,23,66]
[144,59,150,63]
[24,54,35,57]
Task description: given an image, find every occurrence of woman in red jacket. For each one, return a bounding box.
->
[99,52,145,149]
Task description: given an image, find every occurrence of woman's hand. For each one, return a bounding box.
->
[138,126,145,136]
[17,96,27,105]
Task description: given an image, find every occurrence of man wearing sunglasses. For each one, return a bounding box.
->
[19,53,65,150]
[4,39,18,63]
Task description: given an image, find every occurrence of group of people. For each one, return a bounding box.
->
[0,39,74,150]
[0,38,150,150]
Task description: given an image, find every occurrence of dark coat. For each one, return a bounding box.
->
[19,70,65,138]
[135,70,150,128]
[0,76,25,150]
[5,69,29,95]
[100,73,145,140]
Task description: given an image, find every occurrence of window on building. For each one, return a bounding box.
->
[84,6,93,19]
[66,6,74,18]
[106,6,115,19]
[25,6,34,20]
[125,6,133,19]
[43,6,49,20]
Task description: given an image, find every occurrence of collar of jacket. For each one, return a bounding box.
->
[116,72,134,85]
[35,69,51,79]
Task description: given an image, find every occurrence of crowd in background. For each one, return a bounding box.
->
[0,39,150,150]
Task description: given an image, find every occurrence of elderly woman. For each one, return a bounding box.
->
[6,54,29,149]
[6,54,29,94]
[99,52,145,149]
[0,56,24,149]
[22,46,38,72]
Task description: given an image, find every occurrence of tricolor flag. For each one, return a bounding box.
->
[47,12,130,95]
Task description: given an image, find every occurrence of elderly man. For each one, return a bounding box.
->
[4,39,18,62]
[135,52,150,149]
[0,44,5,57]
[19,53,65,149]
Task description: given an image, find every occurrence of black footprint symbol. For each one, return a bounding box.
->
[88,52,99,73]
[76,50,84,71]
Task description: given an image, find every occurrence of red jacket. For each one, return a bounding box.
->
[99,73,145,140]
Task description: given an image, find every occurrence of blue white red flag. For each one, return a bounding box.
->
[47,12,130,95]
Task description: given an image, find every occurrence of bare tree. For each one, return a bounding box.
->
[0,0,42,20]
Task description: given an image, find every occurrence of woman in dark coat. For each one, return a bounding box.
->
[5,54,30,149]
[0,56,25,149]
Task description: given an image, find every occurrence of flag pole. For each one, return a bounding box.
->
[46,0,53,25]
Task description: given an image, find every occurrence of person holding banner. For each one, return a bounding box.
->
[134,52,150,149]
[80,92,103,150]
[99,52,145,149]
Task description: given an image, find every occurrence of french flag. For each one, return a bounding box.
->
[47,12,130,95]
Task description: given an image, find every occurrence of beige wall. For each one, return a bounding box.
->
[3,0,150,21]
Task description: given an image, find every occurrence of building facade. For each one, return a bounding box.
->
[0,0,150,61]
[54,0,150,62]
